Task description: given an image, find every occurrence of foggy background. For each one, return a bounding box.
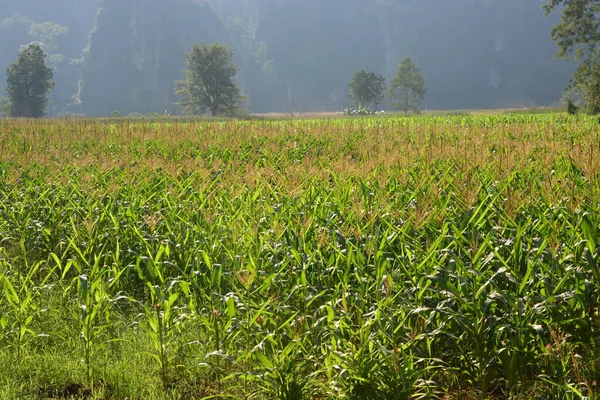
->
[0,0,575,116]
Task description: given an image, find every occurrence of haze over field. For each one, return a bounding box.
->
[0,0,575,116]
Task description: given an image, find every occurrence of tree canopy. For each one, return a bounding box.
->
[544,0,600,112]
[347,70,385,110]
[175,43,244,116]
[543,0,600,61]
[5,43,54,118]
[388,57,426,114]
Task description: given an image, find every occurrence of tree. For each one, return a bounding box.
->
[347,70,386,110]
[0,97,10,117]
[5,43,54,118]
[544,0,600,113]
[175,43,245,116]
[27,21,70,66]
[388,57,426,115]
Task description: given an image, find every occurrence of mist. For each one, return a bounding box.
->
[0,0,575,116]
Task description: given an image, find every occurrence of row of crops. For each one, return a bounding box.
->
[0,114,599,399]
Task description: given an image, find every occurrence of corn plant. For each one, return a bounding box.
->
[1,114,600,398]
[247,338,323,400]
[0,259,45,360]
[144,283,181,390]
[133,240,185,389]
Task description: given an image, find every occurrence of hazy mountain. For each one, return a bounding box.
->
[0,0,575,115]
[79,0,226,116]
[251,0,573,111]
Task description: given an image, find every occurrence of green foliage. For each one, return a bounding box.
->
[175,43,245,117]
[543,0,600,61]
[1,115,600,398]
[347,70,385,111]
[574,56,600,114]
[545,0,600,113]
[5,43,54,118]
[388,57,426,114]
[0,257,44,359]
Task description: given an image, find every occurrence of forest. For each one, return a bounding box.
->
[0,0,575,116]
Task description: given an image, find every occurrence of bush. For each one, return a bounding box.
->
[566,99,579,115]
[55,112,85,119]
[340,106,386,116]
[0,97,10,117]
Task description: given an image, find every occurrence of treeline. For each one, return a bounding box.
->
[2,42,427,119]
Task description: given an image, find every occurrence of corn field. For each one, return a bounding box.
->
[0,114,599,399]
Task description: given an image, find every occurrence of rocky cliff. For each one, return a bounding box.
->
[80,0,226,116]
[0,0,577,115]
[251,0,573,111]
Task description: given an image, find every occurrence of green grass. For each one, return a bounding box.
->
[0,113,599,399]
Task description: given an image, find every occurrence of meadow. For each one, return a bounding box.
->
[0,114,599,399]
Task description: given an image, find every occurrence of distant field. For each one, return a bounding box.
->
[0,114,599,399]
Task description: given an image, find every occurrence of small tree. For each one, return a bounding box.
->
[5,43,54,118]
[347,70,386,110]
[388,57,426,115]
[175,43,244,116]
